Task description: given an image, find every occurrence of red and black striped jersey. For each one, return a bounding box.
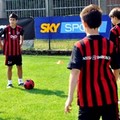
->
[0,25,24,56]
[109,23,120,53]
[68,35,120,107]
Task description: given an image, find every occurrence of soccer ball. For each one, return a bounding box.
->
[24,79,34,90]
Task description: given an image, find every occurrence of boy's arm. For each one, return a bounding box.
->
[65,69,80,113]
[20,28,24,47]
[20,35,24,47]
[112,69,119,81]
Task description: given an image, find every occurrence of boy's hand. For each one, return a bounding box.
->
[64,97,73,113]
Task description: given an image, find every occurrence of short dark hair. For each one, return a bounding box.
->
[80,4,102,29]
[9,13,18,20]
[109,7,120,19]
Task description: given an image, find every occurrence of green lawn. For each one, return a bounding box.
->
[0,55,120,120]
[0,55,78,120]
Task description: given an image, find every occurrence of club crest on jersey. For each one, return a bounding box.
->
[17,31,20,35]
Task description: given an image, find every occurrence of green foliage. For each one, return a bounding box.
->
[0,55,78,120]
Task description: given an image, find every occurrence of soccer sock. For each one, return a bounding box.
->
[18,78,23,84]
[8,80,12,85]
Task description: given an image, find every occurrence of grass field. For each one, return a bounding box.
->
[34,40,78,50]
[0,55,78,120]
[0,55,120,120]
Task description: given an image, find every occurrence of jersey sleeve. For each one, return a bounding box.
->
[67,45,83,70]
[20,28,24,36]
[109,30,117,46]
[110,46,120,69]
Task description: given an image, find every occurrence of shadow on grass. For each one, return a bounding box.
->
[26,88,67,98]
[3,118,27,120]
[0,112,27,120]
[15,87,67,98]
[0,111,5,120]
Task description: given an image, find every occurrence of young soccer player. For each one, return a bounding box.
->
[0,13,24,88]
[109,7,120,69]
[109,7,120,46]
[64,4,120,120]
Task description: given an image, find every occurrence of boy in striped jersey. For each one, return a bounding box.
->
[65,4,120,120]
[0,13,24,88]
[109,7,120,52]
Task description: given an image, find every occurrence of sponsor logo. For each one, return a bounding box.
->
[82,55,111,60]
[40,23,60,33]
[40,21,107,34]
[10,35,18,39]
[61,22,84,33]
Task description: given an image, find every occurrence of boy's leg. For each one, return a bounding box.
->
[5,56,13,88]
[17,65,22,79]
[7,66,12,80]
[17,65,24,85]
[15,55,24,85]
[78,107,100,120]
[7,66,13,88]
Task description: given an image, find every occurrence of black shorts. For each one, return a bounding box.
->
[78,103,119,120]
[5,55,22,66]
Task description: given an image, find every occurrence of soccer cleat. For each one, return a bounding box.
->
[18,82,24,86]
[7,84,13,88]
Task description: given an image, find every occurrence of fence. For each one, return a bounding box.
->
[4,0,98,17]
[106,0,120,14]
[5,0,46,17]
[4,0,120,17]
[3,0,120,51]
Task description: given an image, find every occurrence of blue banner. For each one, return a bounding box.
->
[34,15,111,39]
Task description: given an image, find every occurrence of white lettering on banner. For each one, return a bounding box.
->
[0,25,7,37]
[82,55,111,60]
[65,23,84,32]
[0,25,7,30]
